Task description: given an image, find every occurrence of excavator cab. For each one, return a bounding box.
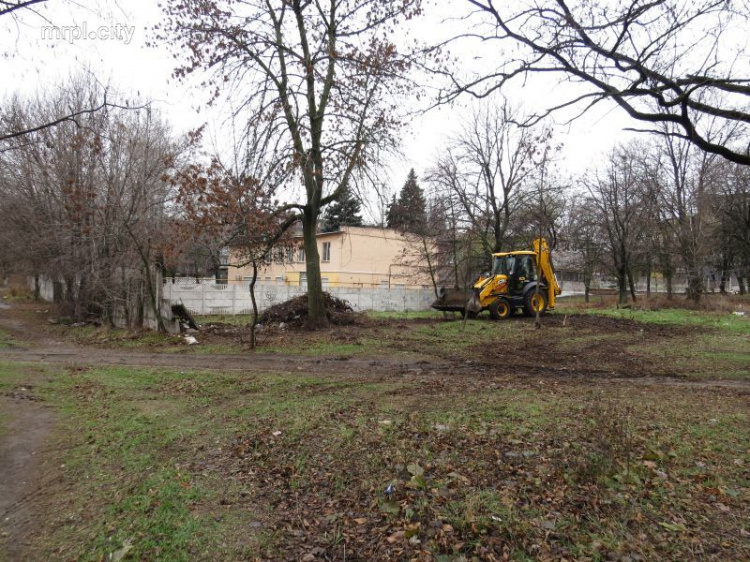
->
[493,253,537,292]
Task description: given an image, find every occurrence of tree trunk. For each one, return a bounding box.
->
[302,211,328,329]
[249,259,259,349]
[666,271,674,299]
[421,235,440,299]
[683,251,703,302]
[627,268,637,302]
[737,275,746,295]
[75,276,86,321]
[33,274,40,300]
[617,265,628,306]
[685,270,703,302]
[584,283,590,303]
[53,280,62,303]
[117,269,128,328]
[65,277,76,317]
[719,267,729,295]
[128,229,166,333]
[135,284,145,329]
[645,264,651,298]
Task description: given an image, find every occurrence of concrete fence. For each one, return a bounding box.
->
[163,278,436,316]
[32,274,180,333]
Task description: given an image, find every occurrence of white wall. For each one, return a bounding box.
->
[163,278,435,315]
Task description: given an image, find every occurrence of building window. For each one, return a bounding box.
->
[275,276,283,284]
[287,249,294,263]
[297,248,305,263]
[300,273,307,287]
[322,242,331,262]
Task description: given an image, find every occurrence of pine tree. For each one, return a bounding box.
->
[321,187,363,231]
[385,194,398,229]
[387,169,427,233]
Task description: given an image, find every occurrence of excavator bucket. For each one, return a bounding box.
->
[465,292,482,314]
[432,288,482,315]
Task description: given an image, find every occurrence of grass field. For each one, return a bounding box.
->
[2,361,747,561]
[2,299,748,560]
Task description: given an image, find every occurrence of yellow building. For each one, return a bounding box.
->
[230,226,433,289]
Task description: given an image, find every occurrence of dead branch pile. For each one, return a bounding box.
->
[259,292,358,327]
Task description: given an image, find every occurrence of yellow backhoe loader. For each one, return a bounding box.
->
[432,238,561,319]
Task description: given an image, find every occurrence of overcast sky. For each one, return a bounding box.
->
[2,0,635,219]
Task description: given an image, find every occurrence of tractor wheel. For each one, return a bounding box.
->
[489,298,512,320]
[523,291,548,317]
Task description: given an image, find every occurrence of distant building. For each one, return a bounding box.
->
[230,226,435,289]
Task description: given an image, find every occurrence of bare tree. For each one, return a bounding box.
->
[456,1,750,166]
[392,196,456,299]
[0,76,182,329]
[433,103,549,258]
[421,172,485,289]
[157,0,421,328]
[586,143,644,305]
[645,125,724,301]
[1,3,133,145]
[562,195,606,302]
[712,161,750,294]
[1,0,47,18]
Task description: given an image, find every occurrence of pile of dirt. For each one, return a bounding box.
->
[259,292,358,327]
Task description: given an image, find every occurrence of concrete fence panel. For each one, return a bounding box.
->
[162,279,435,316]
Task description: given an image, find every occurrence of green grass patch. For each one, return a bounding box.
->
[194,314,253,326]
[0,329,15,348]
[46,324,183,348]
[634,332,750,379]
[366,310,445,320]
[573,307,750,335]
[9,365,241,561]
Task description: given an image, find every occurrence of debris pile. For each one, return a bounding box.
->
[171,304,199,331]
[259,292,358,327]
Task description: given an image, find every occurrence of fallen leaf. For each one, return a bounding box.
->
[387,530,405,543]
[659,522,687,532]
[407,463,424,477]
[110,539,133,562]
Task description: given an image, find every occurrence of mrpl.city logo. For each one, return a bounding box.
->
[41,23,135,45]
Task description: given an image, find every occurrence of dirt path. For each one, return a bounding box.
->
[0,345,748,389]
[0,392,53,561]
[0,311,747,391]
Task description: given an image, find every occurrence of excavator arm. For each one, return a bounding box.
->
[533,238,561,309]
